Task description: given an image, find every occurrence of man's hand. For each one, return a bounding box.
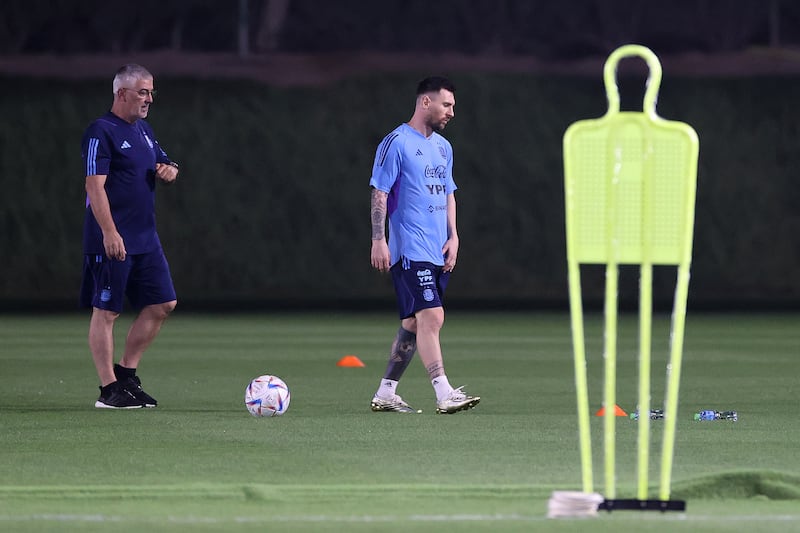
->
[155,162,178,184]
[103,230,126,261]
[442,237,459,273]
[371,239,391,272]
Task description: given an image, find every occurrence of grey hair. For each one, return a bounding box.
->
[112,64,153,94]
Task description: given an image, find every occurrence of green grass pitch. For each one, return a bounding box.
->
[1,311,799,532]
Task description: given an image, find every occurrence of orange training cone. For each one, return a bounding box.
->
[595,404,628,417]
[337,355,365,367]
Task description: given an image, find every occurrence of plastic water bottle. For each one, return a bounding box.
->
[694,410,717,421]
[693,410,737,421]
[629,408,664,420]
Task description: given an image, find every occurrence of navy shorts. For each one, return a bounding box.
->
[390,258,450,319]
[80,249,176,313]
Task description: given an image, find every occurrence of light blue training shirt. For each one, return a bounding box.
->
[370,123,457,267]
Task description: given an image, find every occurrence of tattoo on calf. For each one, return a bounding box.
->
[426,362,445,379]
[384,328,416,381]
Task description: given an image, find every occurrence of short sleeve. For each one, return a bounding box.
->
[81,122,111,177]
[369,131,402,192]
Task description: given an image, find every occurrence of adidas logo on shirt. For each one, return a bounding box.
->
[415,149,423,156]
[120,140,132,149]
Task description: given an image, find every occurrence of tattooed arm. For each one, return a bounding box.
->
[370,187,391,272]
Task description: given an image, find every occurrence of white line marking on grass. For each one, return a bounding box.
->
[0,513,541,524]
[2,513,800,525]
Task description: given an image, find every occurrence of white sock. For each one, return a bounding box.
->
[376,379,399,399]
[432,375,453,401]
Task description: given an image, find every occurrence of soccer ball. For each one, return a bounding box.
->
[245,375,291,417]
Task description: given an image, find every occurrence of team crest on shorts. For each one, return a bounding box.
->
[423,288,435,302]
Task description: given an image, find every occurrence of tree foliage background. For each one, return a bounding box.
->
[2,0,799,57]
[1,0,798,310]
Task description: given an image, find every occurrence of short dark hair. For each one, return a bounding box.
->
[416,76,455,96]
[112,63,152,94]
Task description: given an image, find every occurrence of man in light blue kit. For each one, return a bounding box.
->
[369,76,480,414]
[80,64,179,409]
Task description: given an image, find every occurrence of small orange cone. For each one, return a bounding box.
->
[336,355,365,367]
[595,404,628,417]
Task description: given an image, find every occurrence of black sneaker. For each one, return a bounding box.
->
[95,382,144,409]
[121,375,158,408]
[114,365,158,408]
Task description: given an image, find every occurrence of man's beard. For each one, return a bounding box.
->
[429,118,446,132]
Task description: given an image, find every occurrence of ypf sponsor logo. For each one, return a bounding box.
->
[426,184,447,195]
[417,268,434,287]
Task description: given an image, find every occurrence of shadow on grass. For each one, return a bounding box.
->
[672,471,800,500]
[2,407,239,414]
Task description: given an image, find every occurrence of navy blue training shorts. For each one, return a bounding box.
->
[80,249,176,313]
[390,258,450,319]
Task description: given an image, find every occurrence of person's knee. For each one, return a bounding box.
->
[93,307,120,324]
[415,307,444,333]
[150,300,177,320]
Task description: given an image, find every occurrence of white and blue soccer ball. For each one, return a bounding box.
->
[245,375,291,417]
